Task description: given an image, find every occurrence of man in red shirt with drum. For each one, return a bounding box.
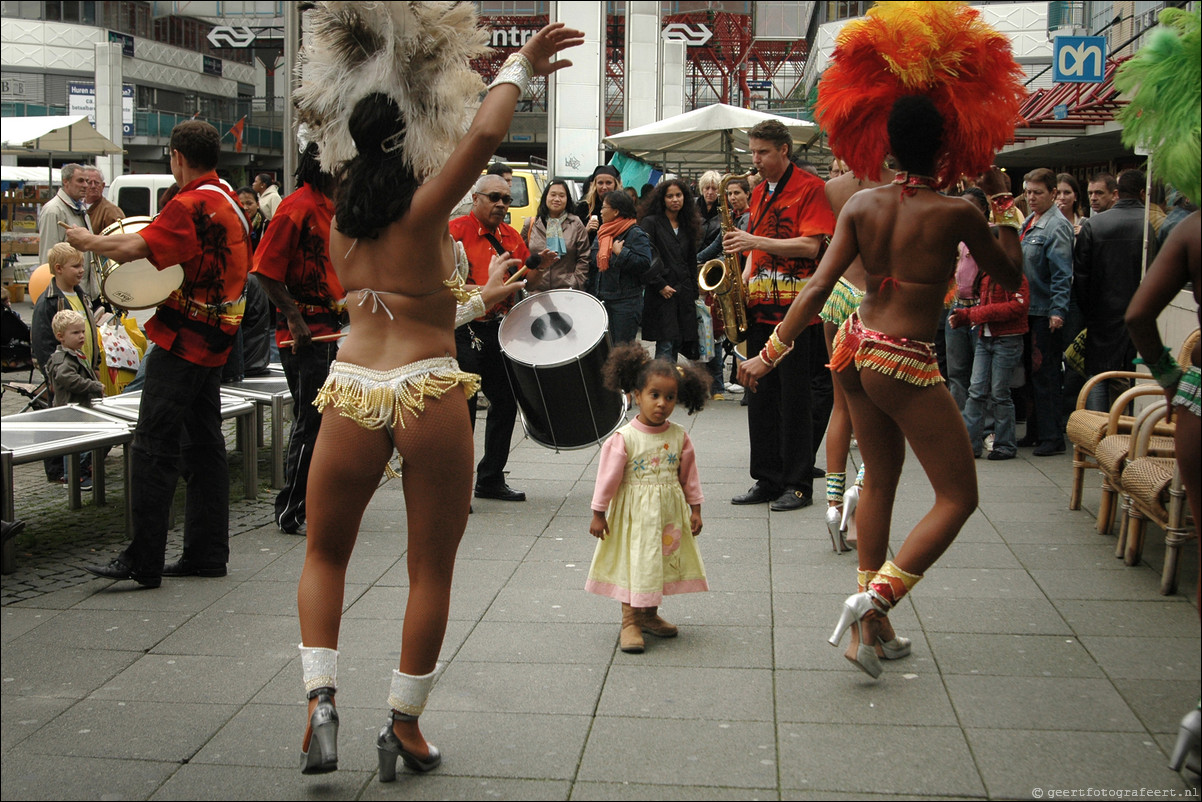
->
[67,121,251,587]
[450,174,552,502]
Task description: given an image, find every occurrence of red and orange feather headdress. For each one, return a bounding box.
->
[816,2,1026,187]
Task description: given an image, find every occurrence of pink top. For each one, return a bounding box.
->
[954,242,979,301]
[591,418,704,512]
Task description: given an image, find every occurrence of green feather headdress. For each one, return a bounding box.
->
[1115,6,1201,205]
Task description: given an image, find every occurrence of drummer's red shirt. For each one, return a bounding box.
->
[138,173,250,367]
[252,184,345,347]
[448,214,530,319]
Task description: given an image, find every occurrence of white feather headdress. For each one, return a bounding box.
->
[295,1,491,180]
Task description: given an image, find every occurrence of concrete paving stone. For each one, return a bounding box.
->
[400,710,591,780]
[2,643,139,698]
[430,660,606,716]
[664,589,773,628]
[453,620,616,664]
[329,616,473,660]
[980,501,1094,524]
[628,622,774,669]
[524,533,603,563]
[361,775,572,801]
[1076,635,1202,680]
[1009,541,1135,571]
[18,699,238,761]
[456,533,540,562]
[1,606,62,642]
[149,610,299,658]
[783,794,982,801]
[252,545,396,587]
[0,752,178,800]
[775,625,934,675]
[926,633,1104,677]
[965,728,1193,798]
[776,666,958,725]
[571,781,776,801]
[507,560,594,590]
[578,716,778,789]
[0,694,76,752]
[89,652,290,704]
[912,568,1046,599]
[1112,679,1202,735]
[777,723,985,798]
[1054,599,1202,638]
[596,665,774,721]
[995,520,1119,544]
[945,675,1145,731]
[71,576,243,612]
[769,563,866,596]
[482,584,619,624]
[923,543,1021,569]
[1030,567,1177,600]
[152,763,373,801]
[4,607,190,652]
[10,579,119,609]
[907,595,1072,635]
[206,580,366,617]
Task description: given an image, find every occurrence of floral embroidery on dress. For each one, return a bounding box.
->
[662,524,682,556]
[631,457,648,474]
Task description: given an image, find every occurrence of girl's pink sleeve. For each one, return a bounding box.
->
[678,434,704,505]
[591,433,627,512]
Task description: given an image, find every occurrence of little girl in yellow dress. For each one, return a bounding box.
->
[587,343,711,653]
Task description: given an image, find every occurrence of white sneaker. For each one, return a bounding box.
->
[725,382,744,393]
[984,433,995,452]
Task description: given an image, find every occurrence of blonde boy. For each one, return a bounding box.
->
[45,309,104,489]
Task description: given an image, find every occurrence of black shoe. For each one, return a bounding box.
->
[770,488,812,511]
[474,484,526,502]
[162,559,227,578]
[84,558,161,588]
[810,466,826,479]
[731,484,776,505]
[1033,440,1065,456]
[987,450,1017,461]
[279,519,304,535]
[1,519,26,543]
[1016,434,1038,448]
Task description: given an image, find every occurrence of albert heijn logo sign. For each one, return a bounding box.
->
[1053,36,1107,83]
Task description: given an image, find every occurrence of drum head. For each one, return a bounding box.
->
[498,290,608,367]
[98,216,183,310]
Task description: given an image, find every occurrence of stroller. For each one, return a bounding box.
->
[1,297,49,411]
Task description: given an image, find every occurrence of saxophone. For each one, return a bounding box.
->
[697,171,753,345]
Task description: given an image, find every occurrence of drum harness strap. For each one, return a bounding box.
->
[171,184,253,327]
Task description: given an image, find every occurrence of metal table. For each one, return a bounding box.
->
[222,375,293,489]
[1,406,135,573]
[91,390,259,499]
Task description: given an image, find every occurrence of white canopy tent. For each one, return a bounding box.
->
[603,104,821,175]
[0,166,60,184]
[1,115,124,156]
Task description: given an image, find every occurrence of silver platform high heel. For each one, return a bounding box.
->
[378,668,441,781]
[1169,705,1200,773]
[840,483,860,548]
[828,592,884,678]
[299,645,339,775]
[826,506,850,553]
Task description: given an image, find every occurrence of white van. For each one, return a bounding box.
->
[107,174,177,218]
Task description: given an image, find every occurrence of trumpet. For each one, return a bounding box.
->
[697,171,754,345]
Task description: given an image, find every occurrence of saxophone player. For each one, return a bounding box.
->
[725,120,837,512]
[697,176,752,395]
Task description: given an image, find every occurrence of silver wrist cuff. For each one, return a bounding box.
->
[299,644,339,694]
[388,667,439,718]
[488,53,533,97]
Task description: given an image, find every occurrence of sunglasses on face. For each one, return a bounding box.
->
[477,192,513,205]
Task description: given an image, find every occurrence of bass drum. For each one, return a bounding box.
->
[97,216,184,311]
[498,289,627,450]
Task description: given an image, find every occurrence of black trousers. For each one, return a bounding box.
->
[745,321,828,497]
[122,347,228,574]
[456,320,519,489]
[275,340,338,530]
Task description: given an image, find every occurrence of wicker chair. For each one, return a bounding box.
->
[1090,387,1177,535]
[1066,329,1198,510]
[1117,403,1196,595]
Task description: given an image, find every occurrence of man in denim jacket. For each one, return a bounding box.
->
[1019,168,1074,456]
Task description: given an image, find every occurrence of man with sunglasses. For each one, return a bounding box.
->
[450,174,554,502]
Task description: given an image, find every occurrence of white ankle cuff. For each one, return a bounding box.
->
[299,644,338,694]
[388,668,438,718]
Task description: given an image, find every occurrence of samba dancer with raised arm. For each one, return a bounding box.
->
[740,2,1026,678]
[291,4,581,777]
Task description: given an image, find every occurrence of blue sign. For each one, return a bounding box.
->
[1053,36,1106,83]
[1053,103,1068,120]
